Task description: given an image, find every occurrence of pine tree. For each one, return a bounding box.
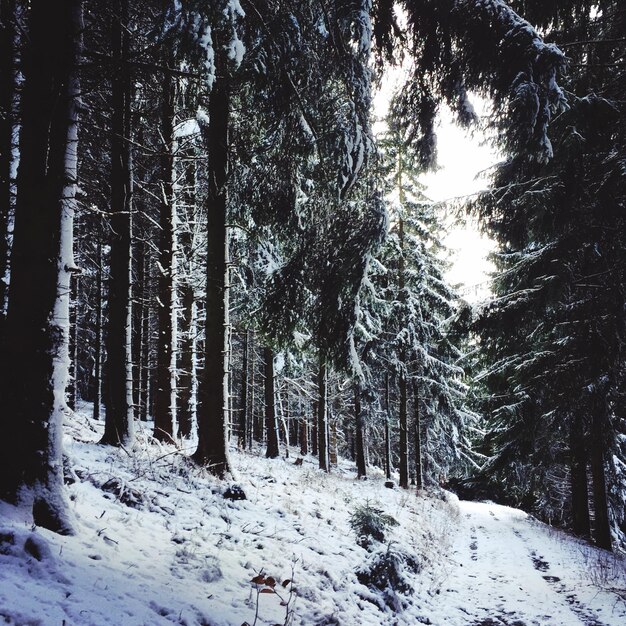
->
[0,0,18,323]
[373,123,472,488]
[0,0,83,533]
[101,0,135,447]
[154,15,178,444]
[473,0,625,550]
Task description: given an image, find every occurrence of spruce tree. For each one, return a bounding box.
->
[0,0,83,533]
[473,0,625,549]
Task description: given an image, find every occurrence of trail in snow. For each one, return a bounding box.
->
[433,501,626,626]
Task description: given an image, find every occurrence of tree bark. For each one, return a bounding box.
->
[279,381,290,457]
[93,227,103,420]
[397,207,409,489]
[154,58,177,443]
[0,0,17,323]
[248,330,257,448]
[300,404,309,456]
[177,281,195,438]
[399,367,409,489]
[413,380,423,490]
[101,0,134,447]
[132,238,144,418]
[264,345,279,458]
[570,412,590,537]
[590,398,612,550]
[384,372,392,480]
[68,275,79,410]
[0,0,82,534]
[311,399,318,456]
[194,66,232,475]
[237,330,250,448]
[317,358,329,471]
[139,250,152,422]
[355,383,366,478]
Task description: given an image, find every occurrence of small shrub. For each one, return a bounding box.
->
[244,567,297,626]
[356,543,420,611]
[349,502,398,549]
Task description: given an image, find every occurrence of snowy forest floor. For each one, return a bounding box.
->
[1,407,625,626]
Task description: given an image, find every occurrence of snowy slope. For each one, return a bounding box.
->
[0,408,624,626]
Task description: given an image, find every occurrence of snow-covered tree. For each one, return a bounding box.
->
[0,0,83,533]
[473,0,625,550]
[375,124,472,488]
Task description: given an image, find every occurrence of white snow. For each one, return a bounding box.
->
[1,407,624,625]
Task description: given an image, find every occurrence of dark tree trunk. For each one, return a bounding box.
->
[0,0,82,535]
[154,60,177,443]
[299,405,308,456]
[238,330,250,448]
[0,0,17,323]
[264,346,279,458]
[570,412,590,537]
[317,358,329,471]
[355,384,366,478]
[248,330,257,448]
[101,0,134,447]
[139,250,152,422]
[399,367,409,489]
[140,300,153,422]
[280,382,290,450]
[177,281,195,438]
[384,372,392,480]
[397,211,409,489]
[68,276,79,410]
[312,399,318,457]
[93,228,103,421]
[590,399,612,550]
[194,67,232,475]
[413,380,423,490]
[132,238,145,418]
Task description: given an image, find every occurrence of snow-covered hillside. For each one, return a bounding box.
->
[1,409,625,626]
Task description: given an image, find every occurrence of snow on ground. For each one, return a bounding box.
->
[436,501,626,626]
[0,407,625,626]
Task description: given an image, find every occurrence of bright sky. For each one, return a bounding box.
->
[420,107,497,303]
[374,76,497,303]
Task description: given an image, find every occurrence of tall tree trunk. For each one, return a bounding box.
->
[280,382,287,446]
[139,281,152,422]
[355,383,366,478]
[264,345,279,458]
[317,358,329,471]
[399,366,409,489]
[68,276,79,410]
[194,67,232,475]
[384,372,392,480]
[570,412,590,537]
[131,237,145,418]
[0,0,17,323]
[154,62,177,443]
[238,330,249,448]
[300,405,309,456]
[248,330,256,448]
[177,281,195,438]
[101,0,134,447]
[177,147,197,438]
[0,0,82,534]
[312,399,318,457]
[93,227,103,421]
[413,380,423,490]
[590,398,612,550]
